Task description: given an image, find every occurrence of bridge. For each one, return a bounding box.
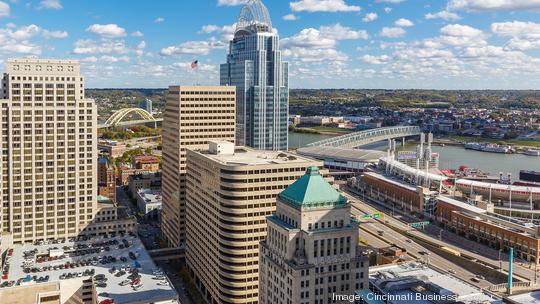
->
[148,247,185,261]
[98,108,162,128]
[307,126,422,149]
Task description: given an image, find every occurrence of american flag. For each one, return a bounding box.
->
[191,60,198,69]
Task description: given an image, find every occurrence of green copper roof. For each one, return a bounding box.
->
[279,166,347,209]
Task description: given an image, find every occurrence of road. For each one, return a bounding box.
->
[345,188,540,284]
[350,200,493,289]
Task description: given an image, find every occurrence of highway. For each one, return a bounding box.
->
[346,191,505,290]
[344,188,540,284]
[343,191,535,282]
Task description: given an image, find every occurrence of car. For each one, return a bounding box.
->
[448,269,456,274]
[405,239,412,243]
[96,282,107,288]
[157,281,169,286]
[94,274,105,280]
[115,271,126,277]
[132,284,143,290]
[475,275,485,280]
[471,277,481,283]
[418,251,428,255]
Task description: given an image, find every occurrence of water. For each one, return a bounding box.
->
[288,132,540,177]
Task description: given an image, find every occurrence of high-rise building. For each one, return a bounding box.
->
[220,0,289,151]
[140,98,152,114]
[0,59,97,244]
[161,86,236,248]
[259,166,369,304]
[185,141,326,304]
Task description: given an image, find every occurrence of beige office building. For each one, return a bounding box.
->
[259,166,369,304]
[161,86,236,248]
[185,142,326,304]
[0,59,97,244]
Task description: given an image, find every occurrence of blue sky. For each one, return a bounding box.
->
[2,0,540,89]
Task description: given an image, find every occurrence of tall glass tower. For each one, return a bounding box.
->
[221,0,289,151]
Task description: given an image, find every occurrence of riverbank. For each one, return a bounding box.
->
[288,126,353,136]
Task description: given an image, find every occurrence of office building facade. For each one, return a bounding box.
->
[0,59,97,244]
[185,142,326,304]
[259,167,369,304]
[161,86,236,248]
[220,0,289,150]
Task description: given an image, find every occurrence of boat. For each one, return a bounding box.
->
[525,149,540,156]
[464,142,514,154]
[520,170,540,183]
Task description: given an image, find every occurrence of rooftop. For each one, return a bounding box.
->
[296,146,385,163]
[2,234,178,304]
[192,146,316,167]
[136,189,162,205]
[368,262,501,304]
[437,195,487,215]
[279,166,347,209]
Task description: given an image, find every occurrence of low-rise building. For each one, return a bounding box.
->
[350,171,434,215]
[132,154,160,171]
[359,262,500,304]
[128,172,162,194]
[135,189,162,220]
[98,140,127,158]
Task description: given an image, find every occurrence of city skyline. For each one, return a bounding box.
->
[0,0,540,89]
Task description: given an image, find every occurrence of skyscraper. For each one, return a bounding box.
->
[259,167,369,304]
[0,59,97,244]
[161,86,236,248]
[221,0,289,151]
[185,141,326,304]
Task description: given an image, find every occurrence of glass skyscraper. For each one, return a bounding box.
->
[220,0,289,151]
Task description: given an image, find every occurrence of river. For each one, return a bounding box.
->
[288,132,540,177]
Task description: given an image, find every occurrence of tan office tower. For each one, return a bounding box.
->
[185,141,327,304]
[161,86,236,248]
[259,166,369,304]
[0,59,97,244]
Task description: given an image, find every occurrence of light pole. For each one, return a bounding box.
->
[499,249,502,272]
[439,229,443,241]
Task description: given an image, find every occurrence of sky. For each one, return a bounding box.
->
[2,0,540,89]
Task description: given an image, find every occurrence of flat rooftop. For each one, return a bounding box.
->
[193,147,317,166]
[437,195,487,215]
[297,146,385,163]
[368,262,501,304]
[363,171,419,192]
[507,290,540,304]
[2,234,178,304]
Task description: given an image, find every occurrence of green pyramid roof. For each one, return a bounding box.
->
[279,166,347,209]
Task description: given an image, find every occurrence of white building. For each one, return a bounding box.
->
[136,189,162,220]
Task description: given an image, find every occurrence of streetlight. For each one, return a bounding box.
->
[499,249,502,272]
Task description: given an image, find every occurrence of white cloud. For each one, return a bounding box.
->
[380,27,406,38]
[394,18,414,27]
[448,0,540,11]
[200,23,236,41]
[160,40,225,56]
[38,0,62,10]
[290,0,361,12]
[283,48,349,62]
[131,31,144,37]
[283,14,298,21]
[72,39,128,54]
[217,0,246,6]
[86,24,127,38]
[136,41,146,50]
[42,29,68,39]
[376,0,405,3]
[362,12,378,22]
[425,10,461,20]
[384,7,393,13]
[491,21,540,50]
[281,24,368,50]
[154,17,165,23]
[438,24,485,46]
[0,1,9,17]
[361,54,391,64]
[100,55,130,63]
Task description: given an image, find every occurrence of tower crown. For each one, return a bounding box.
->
[235,0,273,36]
[279,166,348,209]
